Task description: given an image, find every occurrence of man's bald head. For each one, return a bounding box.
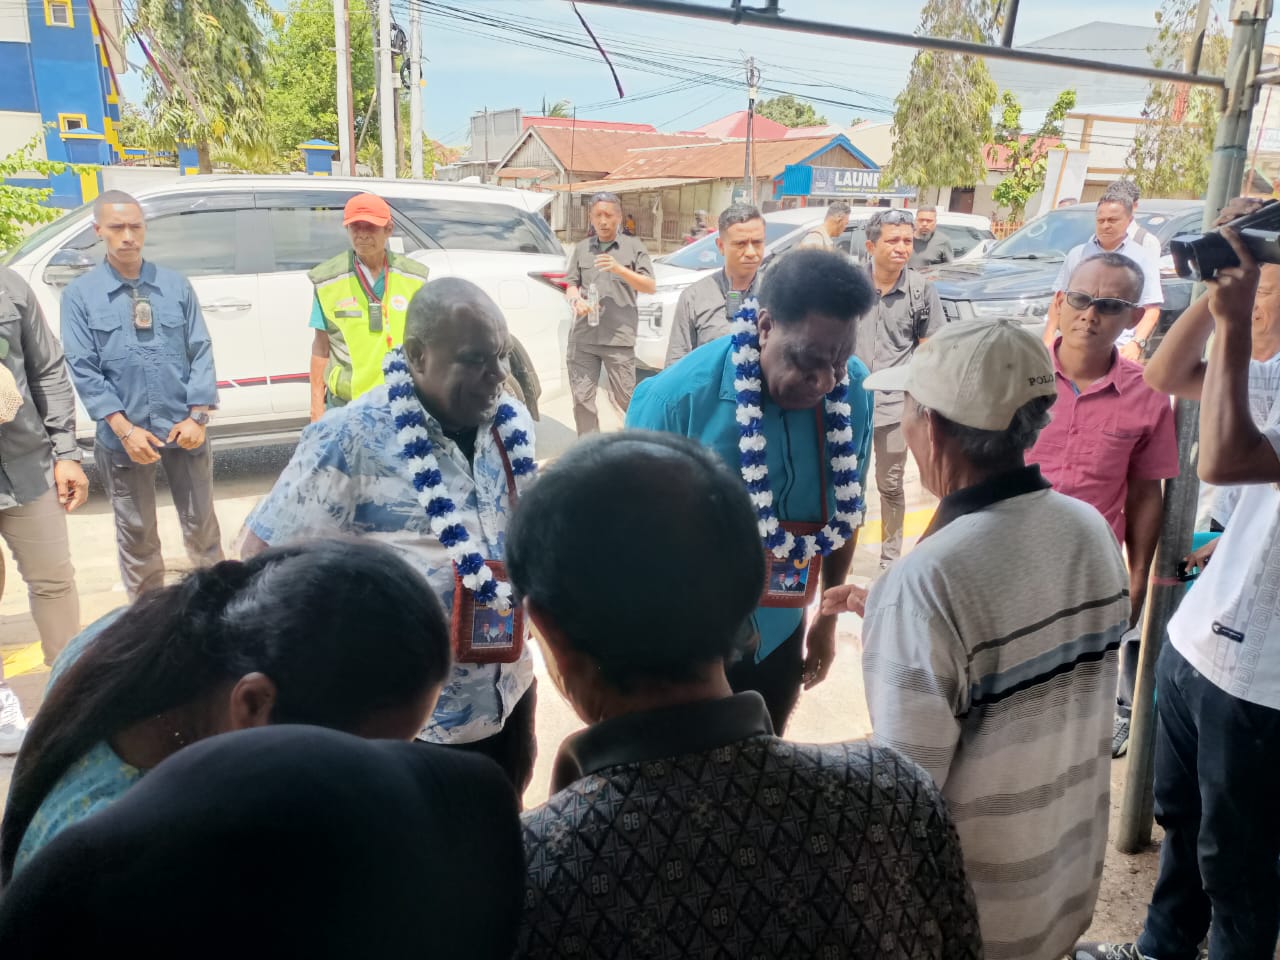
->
[404,277,506,349]
[403,277,511,430]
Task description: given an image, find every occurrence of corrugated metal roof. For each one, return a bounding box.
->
[603,137,860,180]
[546,176,715,193]
[509,128,716,175]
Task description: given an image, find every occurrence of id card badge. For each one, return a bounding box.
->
[132,296,153,331]
[759,521,823,609]
[450,560,526,664]
[368,302,383,333]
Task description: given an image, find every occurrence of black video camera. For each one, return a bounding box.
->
[1169,200,1280,281]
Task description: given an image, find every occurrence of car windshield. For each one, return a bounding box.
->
[2,203,92,265]
[988,209,1186,260]
[659,220,804,270]
[938,223,995,258]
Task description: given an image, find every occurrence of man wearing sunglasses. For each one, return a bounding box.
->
[1043,195,1164,361]
[1026,252,1179,759]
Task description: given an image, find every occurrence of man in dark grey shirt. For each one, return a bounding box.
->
[856,210,944,568]
[665,204,766,365]
[564,192,655,435]
[0,267,88,752]
[909,205,954,270]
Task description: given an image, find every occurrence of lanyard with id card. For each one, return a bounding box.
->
[759,408,829,609]
[448,429,528,664]
[353,260,391,348]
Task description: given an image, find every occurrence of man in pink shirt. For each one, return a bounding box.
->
[1027,251,1179,758]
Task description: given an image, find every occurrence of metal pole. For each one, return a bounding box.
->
[410,2,423,179]
[1000,0,1020,48]
[1187,0,1215,75]
[565,0,1225,88]
[334,0,355,175]
[1246,85,1273,193]
[377,0,395,180]
[483,107,490,184]
[1116,0,1273,854]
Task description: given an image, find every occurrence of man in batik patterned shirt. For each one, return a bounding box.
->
[508,431,981,960]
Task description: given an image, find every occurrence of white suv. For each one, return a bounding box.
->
[2,177,572,451]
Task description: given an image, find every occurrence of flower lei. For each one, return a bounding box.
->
[730,298,865,563]
[383,348,536,611]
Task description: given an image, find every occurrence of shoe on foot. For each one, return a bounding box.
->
[1112,714,1130,758]
[0,684,29,756]
[1072,942,1147,960]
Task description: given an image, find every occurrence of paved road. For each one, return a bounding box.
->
[0,389,1158,942]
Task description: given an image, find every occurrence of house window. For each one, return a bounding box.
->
[59,114,87,133]
[45,0,74,27]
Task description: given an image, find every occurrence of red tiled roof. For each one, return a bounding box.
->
[691,111,790,140]
[522,128,717,174]
[522,117,657,132]
[605,137,859,180]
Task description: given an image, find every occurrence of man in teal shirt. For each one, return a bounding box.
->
[626,248,874,732]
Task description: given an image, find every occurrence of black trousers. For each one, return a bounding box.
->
[726,620,805,735]
[1137,644,1280,960]
[446,681,538,803]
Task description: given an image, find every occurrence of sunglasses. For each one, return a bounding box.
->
[872,210,915,226]
[1064,290,1138,316]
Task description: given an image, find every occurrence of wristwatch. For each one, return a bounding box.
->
[1133,338,1149,350]
[189,410,210,426]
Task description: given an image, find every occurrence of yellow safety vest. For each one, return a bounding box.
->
[310,251,429,402]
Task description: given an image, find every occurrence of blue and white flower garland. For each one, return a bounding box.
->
[383,348,536,611]
[730,298,865,563]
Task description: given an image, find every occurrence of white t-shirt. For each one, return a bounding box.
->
[1169,378,1280,710]
[1127,219,1163,257]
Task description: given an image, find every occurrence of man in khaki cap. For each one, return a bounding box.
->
[823,319,1129,960]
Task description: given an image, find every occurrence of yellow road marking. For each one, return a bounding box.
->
[2,642,48,679]
[859,505,934,545]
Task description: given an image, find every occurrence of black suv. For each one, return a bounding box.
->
[925,199,1205,348]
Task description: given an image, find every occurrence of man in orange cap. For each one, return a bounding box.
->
[308,193,430,419]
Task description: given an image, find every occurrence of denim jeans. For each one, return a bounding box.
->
[1137,644,1280,960]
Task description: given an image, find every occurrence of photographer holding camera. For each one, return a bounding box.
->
[1076,218,1280,960]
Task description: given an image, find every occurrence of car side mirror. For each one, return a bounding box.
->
[42,248,96,288]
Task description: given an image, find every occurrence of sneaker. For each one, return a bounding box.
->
[1072,942,1147,960]
[1112,714,1130,758]
[0,684,29,756]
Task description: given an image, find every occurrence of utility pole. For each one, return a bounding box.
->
[743,57,760,204]
[410,3,423,179]
[1116,0,1273,854]
[483,107,490,184]
[333,0,356,175]
[377,0,396,180]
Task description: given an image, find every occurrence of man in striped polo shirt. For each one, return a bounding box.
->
[826,318,1129,960]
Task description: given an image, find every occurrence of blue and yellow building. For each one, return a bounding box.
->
[0,0,127,207]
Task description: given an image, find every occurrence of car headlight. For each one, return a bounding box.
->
[969,295,1052,321]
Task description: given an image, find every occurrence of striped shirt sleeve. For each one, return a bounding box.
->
[861,588,968,789]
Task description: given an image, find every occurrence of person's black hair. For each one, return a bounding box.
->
[93,190,141,222]
[0,539,451,883]
[1076,251,1145,303]
[758,247,874,327]
[506,432,764,692]
[718,203,763,234]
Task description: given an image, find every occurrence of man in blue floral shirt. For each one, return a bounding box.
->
[242,278,537,790]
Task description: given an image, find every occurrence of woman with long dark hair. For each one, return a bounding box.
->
[0,538,452,883]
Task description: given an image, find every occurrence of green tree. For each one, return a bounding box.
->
[756,95,828,128]
[1127,0,1229,198]
[543,99,572,119]
[133,0,280,173]
[883,0,1000,193]
[266,0,377,170]
[0,135,92,253]
[990,89,1077,221]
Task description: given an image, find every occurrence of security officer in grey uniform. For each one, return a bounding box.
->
[564,192,655,435]
[665,204,767,365]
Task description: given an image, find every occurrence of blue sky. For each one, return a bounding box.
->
[118,0,1241,147]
